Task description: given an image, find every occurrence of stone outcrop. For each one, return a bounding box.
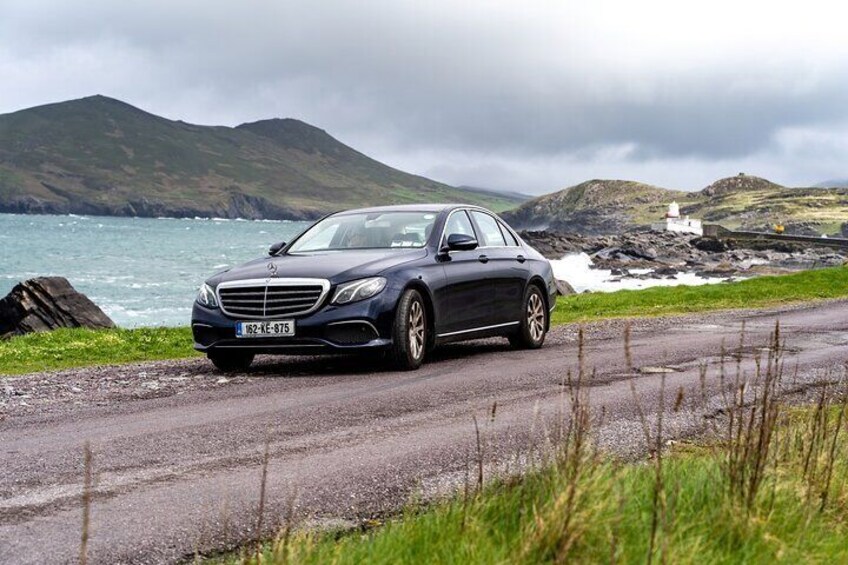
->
[520,230,848,278]
[554,279,576,296]
[0,277,115,337]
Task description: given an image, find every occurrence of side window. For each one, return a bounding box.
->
[443,210,475,243]
[499,221,519,246]
[470,211,506,247]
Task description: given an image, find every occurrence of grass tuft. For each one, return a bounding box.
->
[217,327,848,564]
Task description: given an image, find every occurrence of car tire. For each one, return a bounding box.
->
[389,288,427,370]
[207,351,255,372]
[509,284,548,349]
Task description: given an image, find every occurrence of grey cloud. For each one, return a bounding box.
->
[1,1,847,193]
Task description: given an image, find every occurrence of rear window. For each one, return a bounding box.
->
[500,222,520,246]
[470,211,506,247]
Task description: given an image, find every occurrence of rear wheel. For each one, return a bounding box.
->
[207,351,255,372]
[389,289,427,370]
[509,285,548,349]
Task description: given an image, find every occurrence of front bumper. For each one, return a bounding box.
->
[191,285,402,354]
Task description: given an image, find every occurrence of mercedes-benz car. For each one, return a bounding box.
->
[192,204,556,371]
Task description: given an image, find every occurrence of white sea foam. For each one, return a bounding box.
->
[550,252,740,293]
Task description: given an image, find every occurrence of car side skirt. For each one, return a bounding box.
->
[435,320,519,345]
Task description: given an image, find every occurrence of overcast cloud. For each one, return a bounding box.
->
[2,0,847,194]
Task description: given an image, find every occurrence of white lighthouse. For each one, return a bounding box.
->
[667,201,680,218]
[651,202,703,236]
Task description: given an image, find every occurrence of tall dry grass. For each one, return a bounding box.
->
[179,323,848,563]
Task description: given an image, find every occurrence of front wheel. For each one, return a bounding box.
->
[509,285,548,349]
[388,289,427,370]
[207,351,255,372]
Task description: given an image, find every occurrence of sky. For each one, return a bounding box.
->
[1,0,847,195]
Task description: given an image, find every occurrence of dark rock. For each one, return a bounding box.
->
[592,246,622,261]
[690,237,727,253]
[620,244,658,261]
[519,228,848,279]
[0,277,115,337]
[653,266,679,276]
[554,279,576,296]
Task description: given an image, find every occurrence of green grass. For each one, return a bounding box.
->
[219,403,848,564]
[0,326,197,375]
[1,266,846,376]
[552,265,848,325]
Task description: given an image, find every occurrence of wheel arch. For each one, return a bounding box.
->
[400,280,437,350]
[526,275,551,330]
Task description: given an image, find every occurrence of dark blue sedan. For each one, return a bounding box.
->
[192,204,556,371]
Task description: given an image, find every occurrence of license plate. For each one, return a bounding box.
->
[235,320,295,338]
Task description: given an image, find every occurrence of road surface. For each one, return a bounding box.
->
[2,300,847,563]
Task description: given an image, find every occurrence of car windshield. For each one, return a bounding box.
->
[287,211,438,252]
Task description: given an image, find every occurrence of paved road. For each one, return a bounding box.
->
[2,301,847,564]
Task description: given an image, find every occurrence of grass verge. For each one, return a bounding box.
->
[552,264,848,325]
[216,325,848,564]
[1,266,847,375]
[226,442,848,564]
[0,326,197,375]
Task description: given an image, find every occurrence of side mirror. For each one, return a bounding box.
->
[445,233,478,251]
[268,241,286,256]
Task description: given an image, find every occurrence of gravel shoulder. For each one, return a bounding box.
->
[3,299,842,420]
[2,299,847,564]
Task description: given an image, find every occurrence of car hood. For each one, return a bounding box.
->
[211,248,428,286]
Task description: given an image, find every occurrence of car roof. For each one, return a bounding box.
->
[333,203,489,215]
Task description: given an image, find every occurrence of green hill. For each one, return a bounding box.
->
[0,95,524,219]
[503,174,848,236]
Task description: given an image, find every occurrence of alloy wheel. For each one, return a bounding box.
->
[527,292,545,342]
[408,300,425,360]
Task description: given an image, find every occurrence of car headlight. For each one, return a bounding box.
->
[196,283,219,308]
[332,277,387,305]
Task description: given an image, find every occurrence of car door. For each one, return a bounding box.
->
[434,209,496,336]
[469,211,526,326]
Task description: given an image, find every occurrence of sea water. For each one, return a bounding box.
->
[0,213,309,327]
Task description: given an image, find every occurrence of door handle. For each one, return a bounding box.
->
[516,254,526,263]
[478,254,489,264]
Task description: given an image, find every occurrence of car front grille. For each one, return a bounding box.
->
[217,279,329,318]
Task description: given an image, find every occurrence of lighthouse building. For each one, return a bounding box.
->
[650,202,703,236]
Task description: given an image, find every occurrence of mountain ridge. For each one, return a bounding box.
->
[0,95,524,220]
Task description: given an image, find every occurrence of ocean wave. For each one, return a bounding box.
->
[101,303,193,326]
[550,252,744,293]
